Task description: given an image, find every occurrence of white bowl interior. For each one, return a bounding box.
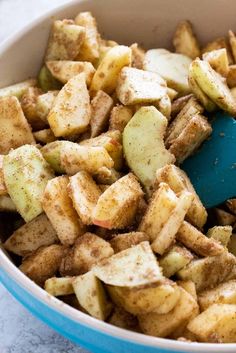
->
[1,0,236,352]
[1,0,236,87]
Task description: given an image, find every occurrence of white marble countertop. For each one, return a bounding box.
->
[0,1,88,352]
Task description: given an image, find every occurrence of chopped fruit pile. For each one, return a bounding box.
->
[1,11,236,343]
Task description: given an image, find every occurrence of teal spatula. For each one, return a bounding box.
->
[181,112,236,208]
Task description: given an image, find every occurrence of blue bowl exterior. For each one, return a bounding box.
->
[0,267,175,353]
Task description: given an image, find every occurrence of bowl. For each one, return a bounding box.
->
[1,1,236,352]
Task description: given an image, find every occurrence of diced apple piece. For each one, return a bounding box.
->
[110,232,149,253]
[90,90,114,137]
[156,94,171,120]
[92,173,143,229]
[0,79,36,99]
[90,45,132,95]
[155,164,207,228]
[107,280,180,315]
[189,58,236,115]
[95,168,122,185]
[139,183,178,242]
[48,73,91,137]
[177,251,236,292]
[151,191,193,255]
[4,214,58,256]
[80,131,123,171]
[166,97,203,147]
[42,176,85,245]
[46,60,95,85]
[21,87,46,130]
[0,96,35,154]
[61,143,113,176]
[108,306,139,331]
[40,140,71,173]
[176,221,225,257]
[144,49,192,94]
[173,20,200,59]
[202,36,233,64]
[80,129,122,145]
[109,105,133,132]
[95,45,112,68]
[45,277,74,296]
[20,244,67,285]
[73,271,112,320]
[171,94,193,117]
[93,241,163,287]
[116,67,167,105]
[33,129,56,144]
[123,106,175,191]
[35,90,59,123]
[69,171,101,225]
[188,72,217,112]
[159,245,194,278]
[203,48,229,77]
[177,280,197,301]
[169,115,212,164]
[3,145,54,222]
[207,225,232,247]
[198,280,236,311]
[60,232,114,276]
[227,65,236,87]
[167,87,178,101]
[138,288,199,338]
[130,43,145,69]
[187,304,236,343]
[75,12,100,63]
[45,20,85,61]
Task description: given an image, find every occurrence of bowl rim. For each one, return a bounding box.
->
[0,1,236,351]
[2,250,236,353]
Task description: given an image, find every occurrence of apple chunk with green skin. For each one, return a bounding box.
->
[41,141,73,174]
[92,173,143,229]
[189,58,236,115]
[72,271,112,321]
[144,49,192,94]
[3,145,54,222]
[123,106,175,192]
